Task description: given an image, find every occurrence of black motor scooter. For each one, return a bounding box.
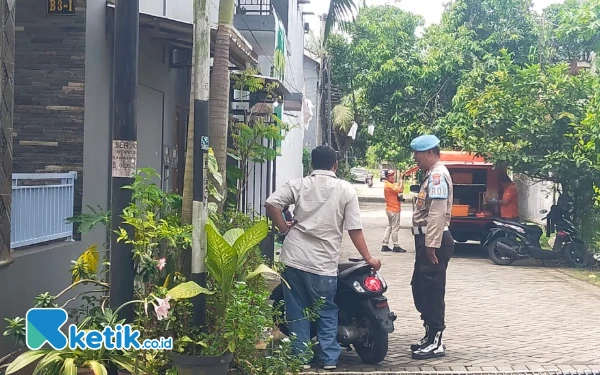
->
[483,194,591,268]
[270,258,397,365]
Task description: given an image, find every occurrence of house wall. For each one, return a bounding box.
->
[235,2,307,194]
[0,2,191,357]
[12,0,87,222]
[275,0,305,188]
[137,33,191,190]
[0,0,100,357]
[140,0,220,25]
[303,55,320,149]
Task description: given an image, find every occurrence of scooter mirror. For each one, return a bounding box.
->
[409,184,420,193]
[540,209,548,214]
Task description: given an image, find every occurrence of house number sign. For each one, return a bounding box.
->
[48,0,75,15]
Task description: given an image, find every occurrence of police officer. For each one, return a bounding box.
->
[409,135,455,360]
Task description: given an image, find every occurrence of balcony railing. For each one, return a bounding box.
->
[237,0,272,15]
[11,172,77,249]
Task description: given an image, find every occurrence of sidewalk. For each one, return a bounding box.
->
[304,200,600,374]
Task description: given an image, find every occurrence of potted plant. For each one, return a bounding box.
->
[167,219,283,375]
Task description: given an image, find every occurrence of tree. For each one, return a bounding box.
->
[208,0,236,211]
[324,0,358,41]
[443,51,600,237]
[441,0,538,66]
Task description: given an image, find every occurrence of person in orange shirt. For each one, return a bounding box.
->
[488,174,519,221]
[382,169,407,253]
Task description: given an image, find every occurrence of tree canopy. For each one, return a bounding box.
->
[326,0,600,241]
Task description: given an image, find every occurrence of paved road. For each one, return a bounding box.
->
[304,196,600,373]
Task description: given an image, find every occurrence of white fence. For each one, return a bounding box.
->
[11,172,77,249]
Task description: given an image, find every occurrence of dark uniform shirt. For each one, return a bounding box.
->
[412,161,453,248]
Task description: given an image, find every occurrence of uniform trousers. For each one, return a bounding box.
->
[411,231,455,332]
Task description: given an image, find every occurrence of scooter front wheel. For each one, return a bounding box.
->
[354,317,388,365]
[563,242,591,268]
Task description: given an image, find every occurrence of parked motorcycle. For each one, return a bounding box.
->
[270,258,396,365]
[483,194,591,268]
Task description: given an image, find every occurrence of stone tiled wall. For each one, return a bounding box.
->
[13,0,87,218]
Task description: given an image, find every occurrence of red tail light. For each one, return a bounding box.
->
[364,276,382,292]
[558,231,568,238]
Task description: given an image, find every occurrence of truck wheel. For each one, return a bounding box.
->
[451,231,469,243]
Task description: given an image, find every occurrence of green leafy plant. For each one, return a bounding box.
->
[227,69,293,211]
[116,169,192,297]
[169,220,285,359]
[302,148,312,177]
[205,219,282,318]
[4,297,140,375]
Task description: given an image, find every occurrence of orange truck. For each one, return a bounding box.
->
[404,151,506,244]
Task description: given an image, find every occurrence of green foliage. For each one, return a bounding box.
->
[326,0,600,241]
[4,299,156,375]
[324,0,357,40]
[65,205,111,235]
[554,0,600,59]
[116,169,192,296]
[207,148,225,214]
[302,148,312,177]
[228,69,293,211]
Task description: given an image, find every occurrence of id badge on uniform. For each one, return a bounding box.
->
[429,173,448,199]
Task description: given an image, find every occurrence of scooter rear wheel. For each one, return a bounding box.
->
[563,242,591,268]
[488,237,518,266]
[354,317,388,365]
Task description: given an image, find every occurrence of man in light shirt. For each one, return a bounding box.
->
[266,146,382,371]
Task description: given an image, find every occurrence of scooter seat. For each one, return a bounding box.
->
[497,219,543,236]
[338,260,364,273]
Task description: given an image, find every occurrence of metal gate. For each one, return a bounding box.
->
[0,0,15,264]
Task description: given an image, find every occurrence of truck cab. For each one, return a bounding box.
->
[405,151,505,244]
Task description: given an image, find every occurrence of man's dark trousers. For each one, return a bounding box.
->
[411,231,454,332]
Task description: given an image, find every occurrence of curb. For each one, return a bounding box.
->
[358,197,386,203]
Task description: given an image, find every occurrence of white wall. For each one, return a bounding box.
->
[303,54,320,149]
[283,0,305,95]
[515,174,556,224]
[140,0,220,24]
[275,113,305,188]
[274,0,306,188]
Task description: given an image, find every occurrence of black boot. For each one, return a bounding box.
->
[410,324,429,351]
[381,245,392,252]
[393,246,407,253]
[412,330,445,360]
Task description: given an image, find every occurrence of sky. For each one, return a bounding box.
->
[303,0,566,37]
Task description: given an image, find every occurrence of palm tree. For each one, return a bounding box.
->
[313,0,358,147]
[208,0,236,211]
[324,0,358,42]
[206,0,358,208]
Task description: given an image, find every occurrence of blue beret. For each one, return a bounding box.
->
[410,135,440,152]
